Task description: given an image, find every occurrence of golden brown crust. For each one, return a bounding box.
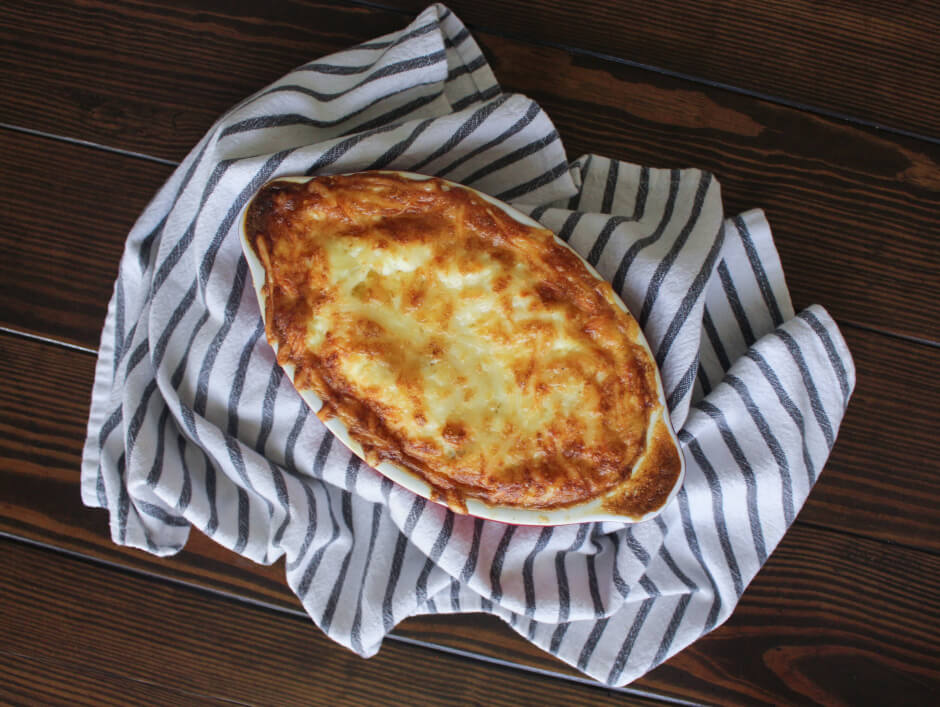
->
[245,172,678,515]
[601,417,682,517]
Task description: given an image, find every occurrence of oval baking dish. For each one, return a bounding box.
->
[240,171,684,525]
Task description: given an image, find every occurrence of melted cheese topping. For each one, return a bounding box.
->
[246,173,677,513]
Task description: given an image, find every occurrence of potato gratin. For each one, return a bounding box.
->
[243,172,681,518]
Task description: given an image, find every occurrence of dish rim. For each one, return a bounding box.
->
[239,170,685,525]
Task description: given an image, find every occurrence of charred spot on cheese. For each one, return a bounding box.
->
[245,172,676,513]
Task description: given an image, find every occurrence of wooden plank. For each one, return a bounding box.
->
[0,652,231,707]
[0,250,937,551]
[798,328,940,549]
[0,0,391,160]
[0,132,174,349]
[378,0,940,139]
[644,521,940,705]
[4,0,939,149]
[0,538,656,707]
[1,100,938,351]
[0,331,938,703]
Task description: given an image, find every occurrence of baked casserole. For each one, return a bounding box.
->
[242,171,683,522]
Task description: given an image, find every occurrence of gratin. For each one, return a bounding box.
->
[242,171,682,522]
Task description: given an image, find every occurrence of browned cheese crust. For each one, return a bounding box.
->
[245,172,680,515]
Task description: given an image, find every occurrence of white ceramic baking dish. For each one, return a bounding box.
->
[240,171,684,525]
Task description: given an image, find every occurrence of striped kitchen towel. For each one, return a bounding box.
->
[81,4,855,687]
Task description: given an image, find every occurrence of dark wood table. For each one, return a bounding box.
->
[1,1,938,704]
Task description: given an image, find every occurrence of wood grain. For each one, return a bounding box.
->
[0,131,174,349]
[645,521,940,705]
[0,0,393,160]
[400,522,940,705]
[798,328,940,551]
[0,652,231,707]
[0,538,654,707]
[375,0,940,140]
[0,330,937,704]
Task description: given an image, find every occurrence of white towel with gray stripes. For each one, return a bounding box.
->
[81,4,855,686]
